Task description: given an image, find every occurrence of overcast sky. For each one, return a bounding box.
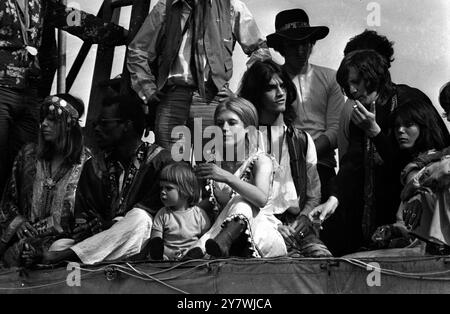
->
[60,0,450,128]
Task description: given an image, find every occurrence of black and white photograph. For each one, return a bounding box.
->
[0,0,449,298]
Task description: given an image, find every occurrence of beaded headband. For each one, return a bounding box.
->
[42,96,80,123]
[278,21,310,32]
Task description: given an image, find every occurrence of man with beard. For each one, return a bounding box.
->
[266,9,345,202]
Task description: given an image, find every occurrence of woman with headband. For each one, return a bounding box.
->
[0,94,91,267]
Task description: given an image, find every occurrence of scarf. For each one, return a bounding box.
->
[362,94,398,240]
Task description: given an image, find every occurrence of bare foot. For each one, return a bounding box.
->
[21,243,43,267]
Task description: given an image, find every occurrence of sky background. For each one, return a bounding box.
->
[59,0,450,129]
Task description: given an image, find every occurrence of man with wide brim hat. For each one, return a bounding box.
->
[266,9,345,244]
[267,8,329,51]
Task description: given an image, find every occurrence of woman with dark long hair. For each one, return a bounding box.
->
[0,94,91,267]
[391,100,449,170]
[370,102,450,253]
[239,59,331,257]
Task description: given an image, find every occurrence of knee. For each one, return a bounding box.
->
[232,199,254,218]
[126,208,153,229]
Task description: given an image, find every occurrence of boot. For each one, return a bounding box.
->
[206,218,246,258]
[425,242,450,255]
[295,216,333,258]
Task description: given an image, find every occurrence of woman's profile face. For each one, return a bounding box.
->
[40,106,61,143]
[215,110,246,147]
[394,117,420,150]
[261,74,287,115]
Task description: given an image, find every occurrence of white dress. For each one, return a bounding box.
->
[195,150,287,258]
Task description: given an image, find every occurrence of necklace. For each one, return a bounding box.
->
[43,160,67,190]
[267,125,286,165]
[41,159,70,218]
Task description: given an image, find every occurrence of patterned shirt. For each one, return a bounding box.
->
[74,142,173,222]
[0,0,127,89]
[0,143,91,239]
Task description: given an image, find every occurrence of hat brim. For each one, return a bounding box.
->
[267,26,329,48]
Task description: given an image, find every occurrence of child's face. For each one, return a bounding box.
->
[160,181,185,209]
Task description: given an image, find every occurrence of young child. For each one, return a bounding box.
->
[149,162,211,260]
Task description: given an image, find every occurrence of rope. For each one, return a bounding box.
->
[340,258,450,281]
[1,256,449,291]
[0,271,96,291]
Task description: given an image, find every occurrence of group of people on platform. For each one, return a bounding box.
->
[1,0,449,268]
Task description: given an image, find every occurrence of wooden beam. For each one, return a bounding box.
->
[84,0,121,150]
[57,0,67,93]
[66,2,105,91]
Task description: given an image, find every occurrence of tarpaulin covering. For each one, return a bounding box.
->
[0,256,449,294]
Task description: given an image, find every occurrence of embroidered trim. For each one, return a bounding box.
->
[204,153,220,215]
[107,143,150,216]
[221,214,261,258]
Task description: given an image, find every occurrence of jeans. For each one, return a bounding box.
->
[0,86,40,195]
[154,85,220,161]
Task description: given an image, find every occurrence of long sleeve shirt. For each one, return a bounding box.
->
[262,125,321,216]
[127,0,270,102]
[289,63,345,168]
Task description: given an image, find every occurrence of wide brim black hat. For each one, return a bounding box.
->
[267,9,329,49]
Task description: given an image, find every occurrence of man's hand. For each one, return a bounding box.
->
[308,196,339,222]
[351,99,381,138]
[140,90,163,137]
[216,86,236,102]
[147,90,164,106]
